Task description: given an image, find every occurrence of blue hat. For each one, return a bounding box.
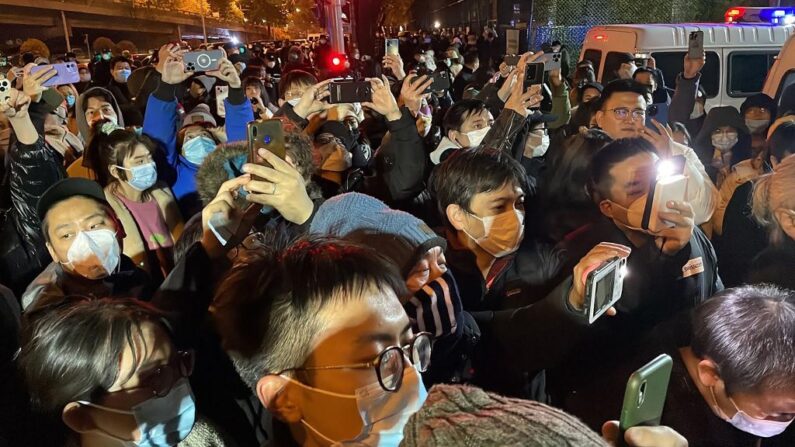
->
[310,193,446,276]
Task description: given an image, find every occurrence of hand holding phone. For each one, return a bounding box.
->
[248,120,286,172]
[30,63,79,87]
[569,242,632,312]
[584,256,627,323]
[328,80,373,104]
[619,354,673,445]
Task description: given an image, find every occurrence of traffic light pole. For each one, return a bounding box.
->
[325,0,345,53]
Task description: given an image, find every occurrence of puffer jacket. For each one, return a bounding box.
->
[0,133,65,297]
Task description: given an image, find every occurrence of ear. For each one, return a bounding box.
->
[46,241,61,264]
[62,402,97,434]
[447,129,459,144]
[446,204,467,231]
[108,165,122,182]
[594,110,605,129]
[278,98,285,107]
[774,208,795,241]
[256,375,302,424]
[598,199,613,219]
[696,359,723,388]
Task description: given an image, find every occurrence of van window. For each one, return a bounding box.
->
[651,51,720,98]
[728,52,778,98]
[583,49,602,75]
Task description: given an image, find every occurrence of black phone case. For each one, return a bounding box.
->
[329,81,372,104]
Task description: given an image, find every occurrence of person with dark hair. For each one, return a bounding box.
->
[595,79,718,225]
[0,80,66,298]
[452,51,480,100]
[106,56,133,106]
[430,146,632,397]
[694,106,754,188]
[87,124,183,282]
[143,45,253,218]
[668,53,708,138]
[18,296,243,447]
[670,121,693,146]
[611,52,638,82]
[243,76,277,119]
[558,284,795,445]
[551,137,722,413]
[430,99,492,164]
[74,87,125,144]
[539,129,612,241]
[21,178,153,310]
[282,45,316,76]
[742,93,777,155]
[212,236,429,446]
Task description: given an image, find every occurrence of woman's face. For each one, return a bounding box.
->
[67,322,178,442]
[182,125,213,144]
[406,246,447,294]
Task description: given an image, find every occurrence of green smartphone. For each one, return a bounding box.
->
[619,354,673,444]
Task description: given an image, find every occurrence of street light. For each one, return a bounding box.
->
[434,20,441,29]
[296,7,301,12]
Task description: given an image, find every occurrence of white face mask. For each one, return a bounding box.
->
[710,387,794,438]
[283,365,427,446]
[691,102,705,120]
[711,132,739,152]
[524,133,550,158]
[61,229,121,279]
[745,119,769,134]
[461,126,491,148]
[287,98,301,107]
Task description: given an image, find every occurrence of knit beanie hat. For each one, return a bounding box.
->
[401,384,609,447]
[310,193,446,277]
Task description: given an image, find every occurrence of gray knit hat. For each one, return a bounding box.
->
[309,193,446,277]
[401,384,609,447]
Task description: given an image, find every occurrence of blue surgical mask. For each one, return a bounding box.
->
[114,69,132,83]
[116,162,158,191]
[79,378,196,447]
[182,136,216,166]
[66,95,76,108]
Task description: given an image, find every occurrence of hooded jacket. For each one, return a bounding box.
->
[694,106,752,183]
[74,86,125,142]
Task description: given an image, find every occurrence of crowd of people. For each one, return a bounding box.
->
[0,25,794,447]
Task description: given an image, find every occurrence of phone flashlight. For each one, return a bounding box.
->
[656,160,677,179]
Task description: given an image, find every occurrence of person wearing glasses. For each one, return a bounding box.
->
[18,298,234,447]
[213,236,430,446]
[594,79,718,226]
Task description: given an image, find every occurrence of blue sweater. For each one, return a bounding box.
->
[143,82,253,217]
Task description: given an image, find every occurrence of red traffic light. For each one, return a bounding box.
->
[329,53,347,69]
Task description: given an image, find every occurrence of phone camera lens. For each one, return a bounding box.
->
[264,135,272,144]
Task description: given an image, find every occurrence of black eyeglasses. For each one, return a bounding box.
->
[281,332,433,393]
[115,350,195,399]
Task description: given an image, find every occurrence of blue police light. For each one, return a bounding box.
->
[760,7,795,24]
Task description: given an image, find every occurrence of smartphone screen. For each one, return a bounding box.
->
[386,39,400,56]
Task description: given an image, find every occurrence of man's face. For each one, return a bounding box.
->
[45,196,118,279]
[283,286,413,443]
[581,87,601,104]
[595,92,647,139]
[634,71,656,93]
[745,106,771,123]
[450,108,493,147]
[728,388,795,423]
[85,97,117,127]
[459,181,525,239]
[600,152,659,223]
[280,83,311,106]
[113,61,131,73]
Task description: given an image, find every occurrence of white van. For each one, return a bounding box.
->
[579,23,795,111]
[763,31,795,109]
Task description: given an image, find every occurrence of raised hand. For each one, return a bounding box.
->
[641,119,676,158]
[23,67,57,103]
[654,201,695,256]
[161,53,192,85]
[292,78,333,119]
[208,58,241,89]
[242,149,314,225]
[683,53,705,79]
[362,75,402,122]
[0,88,32,120]
[569,242,632,311]
[400,73,433,117]
[382,54,406,80]
[201,176,260,259]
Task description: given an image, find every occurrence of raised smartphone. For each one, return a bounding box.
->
[619,354,673,442]
[688,31,705,60]
[248,119,286,171]
[523,62,545,90]
[0,78,11,103]
[29,62,80,87]
[642,156,688,232]
[539,52,562,72]
[328,80,372,104]
[503,54,520,66]
[385,39,400,56]
[584,256,627,324]
[183,49,225,72]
